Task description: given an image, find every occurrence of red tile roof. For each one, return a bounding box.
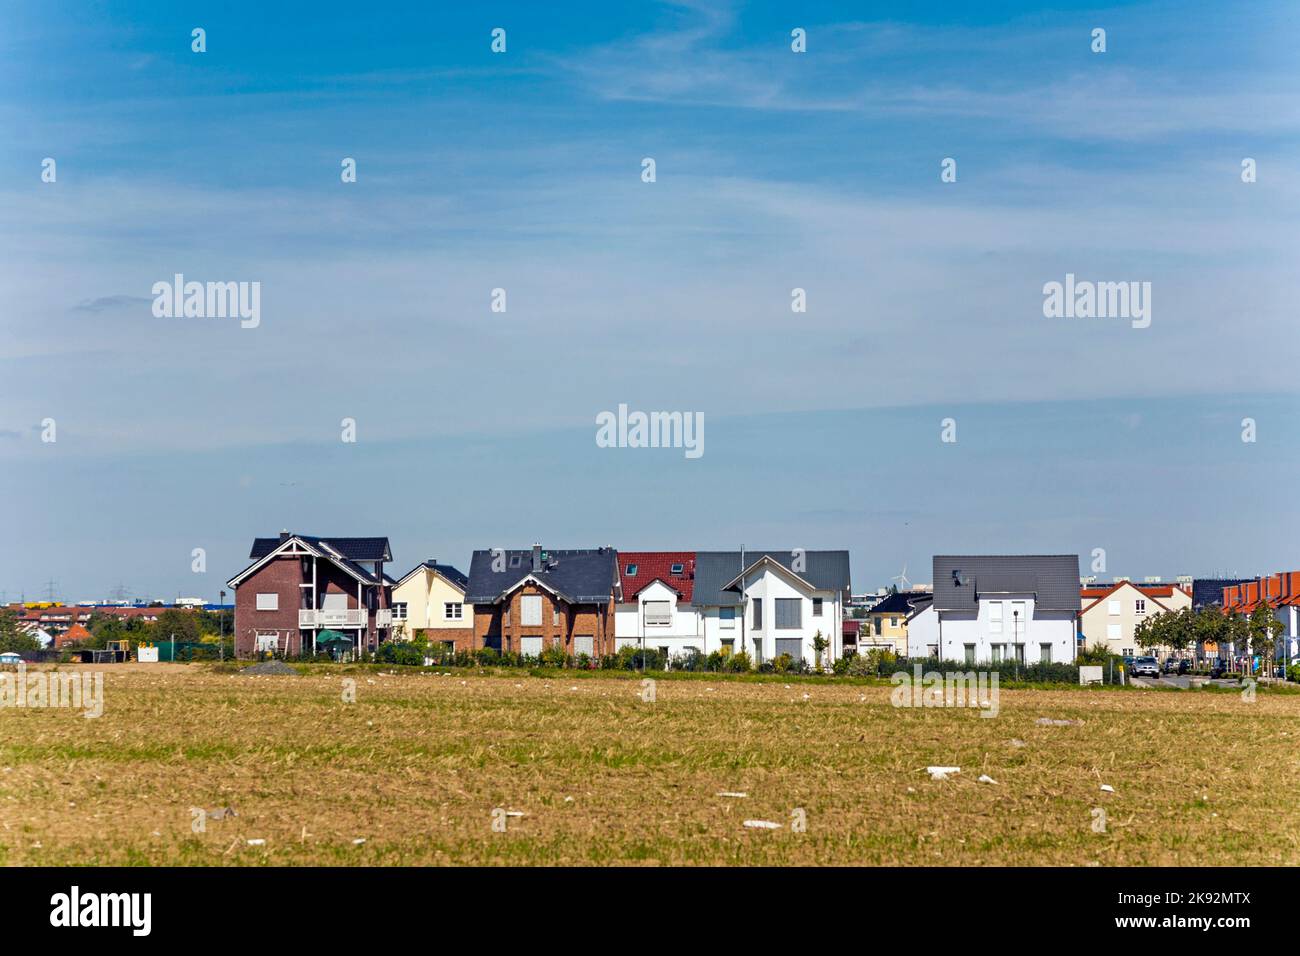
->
[1223,571,1300,613]
[618,552,696,603]
[1079,581,1189,615]
[57,623,93,648]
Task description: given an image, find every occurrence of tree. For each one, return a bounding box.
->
[1133,612,1169,655]
[1192,606,1228,662]
[1247,602,1285,677]
[147,608,202,646]
[0,609,40,654]
[811,630,830,671]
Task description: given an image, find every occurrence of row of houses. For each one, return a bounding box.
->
[225,533,852,664]
[223,534,1298,667]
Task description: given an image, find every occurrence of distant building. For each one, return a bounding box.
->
[1077,581,1191,657]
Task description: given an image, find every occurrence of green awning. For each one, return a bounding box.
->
[316,631,352,646]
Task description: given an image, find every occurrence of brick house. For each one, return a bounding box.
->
[465,545,621,658]
[226,532,394,658]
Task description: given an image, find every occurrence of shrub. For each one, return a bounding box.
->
[540,643,571,668]
[725,651,752,673]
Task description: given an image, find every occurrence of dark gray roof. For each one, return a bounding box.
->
[396,561,469,591]
[867,590,931,616]
[692,550,851,607]
[932,555,1080,612]
[1191,577,1253,609]
[465,548,619,605]
[250,535,391,562]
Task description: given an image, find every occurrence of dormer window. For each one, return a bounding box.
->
[509,554,521,568]
[626,563,638,576]
[670,563,684,575]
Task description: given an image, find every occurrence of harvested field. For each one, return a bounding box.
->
[1,663,1297,865]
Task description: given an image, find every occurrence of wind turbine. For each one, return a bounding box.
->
[891,564,912,592]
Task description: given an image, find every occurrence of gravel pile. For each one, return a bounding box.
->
[241,660,299,676]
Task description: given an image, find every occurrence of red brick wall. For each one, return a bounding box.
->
[234,556,304,657]
[471,585,614,656]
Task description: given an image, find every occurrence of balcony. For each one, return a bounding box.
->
[376,609,393,627]
[298,608,367,628]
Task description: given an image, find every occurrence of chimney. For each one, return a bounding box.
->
[428,558,437,568]
[279,529,290,542]
[532,543,542,572]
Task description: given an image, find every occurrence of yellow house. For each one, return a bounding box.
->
[1078,581,1191,656]
[389,560,475,650]
[860,591,930,656]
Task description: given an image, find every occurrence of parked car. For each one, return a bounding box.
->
[0,652,22,665]
[1210,661,1228,679]
[1164,658,1189,675]
[1121,655,1136,671]
[1131,656,1160,678]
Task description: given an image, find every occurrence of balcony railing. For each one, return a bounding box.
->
[376,609,393,627]
[298,608,366,628]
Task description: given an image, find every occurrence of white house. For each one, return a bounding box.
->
[614,552,705,658]
[907,555,1080,664]
[692,550,851,668]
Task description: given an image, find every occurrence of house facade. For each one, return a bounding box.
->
[614,552,703,657]
[226,532,394,658]
[1077,580,1191,656]
[390,560,474,651]
[858,590,931,655]
[906,555,1080,664]
[465,546,620,658]
[691,550,850,667]
[1222,571,1300,666]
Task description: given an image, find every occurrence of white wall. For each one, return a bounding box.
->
[697,563,843,667]
[906,605,938,657]
[614,579,704,657]
[927,593,1074,663]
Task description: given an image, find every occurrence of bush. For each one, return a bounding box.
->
[615,644,664,671]
[540,643,571,668]
[724,651,752,673]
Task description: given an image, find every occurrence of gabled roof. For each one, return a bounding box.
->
[618,552,695,603]
[866,590,930,616]
[465,548,620,605]
[1079,580,1184,615]
[394,561,469,592]
[250,535,391,562]
[228,534,392,588]
[692,551,851,607]
[932,555,1081,612]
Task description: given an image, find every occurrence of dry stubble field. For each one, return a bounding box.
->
[1,662,1298,866]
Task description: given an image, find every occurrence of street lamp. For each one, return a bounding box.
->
[1013,608,1021,680]
[219,589,226,661]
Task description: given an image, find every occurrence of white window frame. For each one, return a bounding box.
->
[392,602,408,621]
[443,602,462,621]
[520,594,543,627]
[256,593,279,611]
[1108,599,1121,616]
[988,600,1003,634]
[643,600,672,626]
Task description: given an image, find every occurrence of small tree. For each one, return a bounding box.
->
[0,610,40,654]
[811,630,830,671]
[1133,613,1168,655]
[1247,602,1285,677]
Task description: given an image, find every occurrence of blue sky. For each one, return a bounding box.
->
[1,0,1297,601]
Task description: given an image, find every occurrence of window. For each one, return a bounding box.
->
[776,599,802,629]
[889,616,898,628]
[392,602,408,621]
[873,617,882,636]
[552,608,561,626]
[720,638,734,656]
[812,598,823,617]
[256,593,278,611]
[989,600,1003,634]
[625,563,638,576]
[1107,623,1121,641]
[520,595,542,626]
[1122,647,1134,657]
[991,644,1004,663]
[644,600,671,625]
[443,602,463,621]
[1135,599,1146,614]
[1040,643,1052,664]
[509,554,522,568]
[1108,599,1121,616]
[720,607,736,629]
[752,598,763,629]
[670,563,684,575]
[964,644,976,665]
[255,632,280,652]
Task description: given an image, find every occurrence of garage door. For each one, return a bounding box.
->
[520,636,543,658]
[574,635,594,656]
[775,638,803,662]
